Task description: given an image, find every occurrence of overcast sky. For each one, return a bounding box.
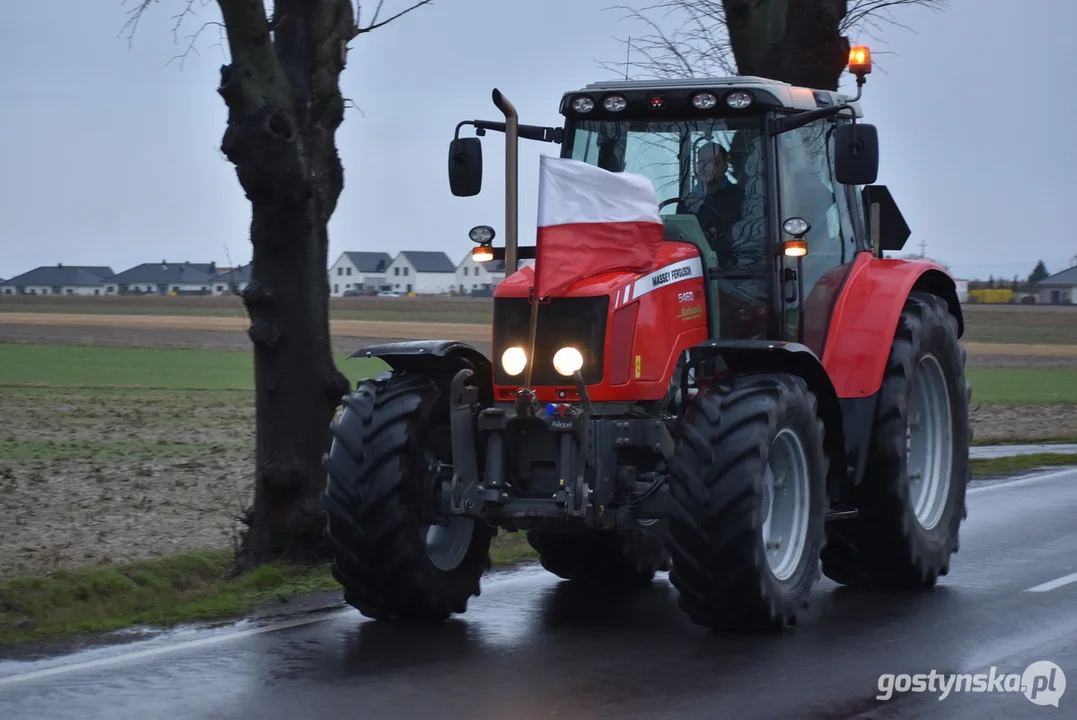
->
[2,0,1075,283]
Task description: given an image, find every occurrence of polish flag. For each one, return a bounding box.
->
[533,155,664,299]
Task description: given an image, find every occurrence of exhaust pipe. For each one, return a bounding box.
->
[491,89,518,274]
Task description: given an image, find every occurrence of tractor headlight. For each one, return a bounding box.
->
[501,346,527,376]
[552,347,584,377]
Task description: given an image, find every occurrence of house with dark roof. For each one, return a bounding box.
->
[0,264,115,296]
[1035,265,1077,305]
[105,261,217,295]
[385,251,457,295]
[327,251,393,296]
[209,264,251,296]
[453,253,535,296]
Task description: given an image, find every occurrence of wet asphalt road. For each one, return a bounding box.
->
[2,468,1077,720]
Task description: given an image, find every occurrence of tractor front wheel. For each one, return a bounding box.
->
[821,292,970,589]
[322,373,494,622]
[666,373,828,632]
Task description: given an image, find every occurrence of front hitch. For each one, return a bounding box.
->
[448,369,481,515]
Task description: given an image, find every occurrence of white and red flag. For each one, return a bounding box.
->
[533,156,664,299]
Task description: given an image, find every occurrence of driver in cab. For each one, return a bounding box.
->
[677,142,744,253]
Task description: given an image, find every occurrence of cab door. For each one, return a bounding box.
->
[774,118,861,353]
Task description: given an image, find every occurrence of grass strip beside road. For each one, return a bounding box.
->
[0,532,535,647]
[2,343,1076,404]
[968,453,1077,477]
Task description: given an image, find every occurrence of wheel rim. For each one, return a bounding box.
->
[906,353,954,530]
[762,428,811,581]
[422,426,475,572]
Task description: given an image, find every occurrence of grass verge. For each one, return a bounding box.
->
[0,532,536,647]
[2,343,1076,404]
[969,453,1077,477]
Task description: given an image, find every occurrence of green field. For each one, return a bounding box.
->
[0,343,388,391]
[1,343,1074,403]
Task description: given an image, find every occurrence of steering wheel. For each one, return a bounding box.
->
[658,196,726,245]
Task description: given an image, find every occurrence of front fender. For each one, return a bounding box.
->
[687,339,847,501]
[352,340,493,400]
[822,254,962,399]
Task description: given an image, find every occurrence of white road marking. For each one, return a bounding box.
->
[1025,571,1077,593]
[0,608,355,689]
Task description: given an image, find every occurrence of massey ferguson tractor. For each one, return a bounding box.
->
[321,47,972,633]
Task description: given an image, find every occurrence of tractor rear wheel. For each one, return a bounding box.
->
[666,373,828,632]
[821,291,970,589]
[526,527,670,587]
[322,373,494,622]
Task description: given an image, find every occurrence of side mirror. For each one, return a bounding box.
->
[862,185,910,253]
[448,137,483,197]
[834,122,879,185]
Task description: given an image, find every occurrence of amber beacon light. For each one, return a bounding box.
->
[848,46,872,77]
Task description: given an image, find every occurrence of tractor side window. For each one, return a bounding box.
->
[777,120,847,306]
[827,128,858,254]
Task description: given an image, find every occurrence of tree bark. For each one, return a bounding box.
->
[721,0,850,90]
[215,0,354,569]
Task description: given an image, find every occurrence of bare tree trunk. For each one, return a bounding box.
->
[215,0,354,568]
[722,0,849,90]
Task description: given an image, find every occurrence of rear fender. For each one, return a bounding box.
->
[822,254,963,399]
[687,340,848,502]
[351,340,493,405]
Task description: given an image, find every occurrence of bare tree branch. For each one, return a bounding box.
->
[120,0,228,68]
[355,0,432,35]
[597,0,948,81]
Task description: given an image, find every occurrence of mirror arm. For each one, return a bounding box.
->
[454,119,562,144]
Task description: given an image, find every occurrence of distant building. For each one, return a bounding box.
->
[0,264,114,295]
[210,264,251,296]
[1034,265,1077,305]
[106,261,216,295]
[327,251,393,296]
[385,251,457,295]
[454,255,535,295]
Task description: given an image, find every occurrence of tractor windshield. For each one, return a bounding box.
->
[566,117,771,338]
[565,117,766,269]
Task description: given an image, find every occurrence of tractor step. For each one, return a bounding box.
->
[824,508,859,521]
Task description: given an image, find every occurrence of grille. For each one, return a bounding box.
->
[493,296,609,386]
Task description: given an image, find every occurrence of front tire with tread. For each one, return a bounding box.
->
[322,373,494,622]
[666,373,829,633]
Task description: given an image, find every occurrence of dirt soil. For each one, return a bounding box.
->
[0,390,254,579]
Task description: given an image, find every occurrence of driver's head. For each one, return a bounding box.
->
[695,142,729,185]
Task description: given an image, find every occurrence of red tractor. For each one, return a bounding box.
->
[322,47,971,632]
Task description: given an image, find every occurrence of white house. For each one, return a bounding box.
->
[454,255,535,295]
[328,251,393,296]
[106,261,217,295]
[0,264,114,295]
[210,264,251,296]
[1034,265,1077,305]
[385,251,457,295]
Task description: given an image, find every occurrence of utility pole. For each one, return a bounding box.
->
[919,239,927,258]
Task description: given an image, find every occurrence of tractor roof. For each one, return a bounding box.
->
[562,76,863,118]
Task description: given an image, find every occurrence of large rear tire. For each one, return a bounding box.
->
[526,527,670,587]
[821,292,970,589]
[665,373,829,632]
[322,373,494,622]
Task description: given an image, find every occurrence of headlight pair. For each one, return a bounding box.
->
[501,346,583,378]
